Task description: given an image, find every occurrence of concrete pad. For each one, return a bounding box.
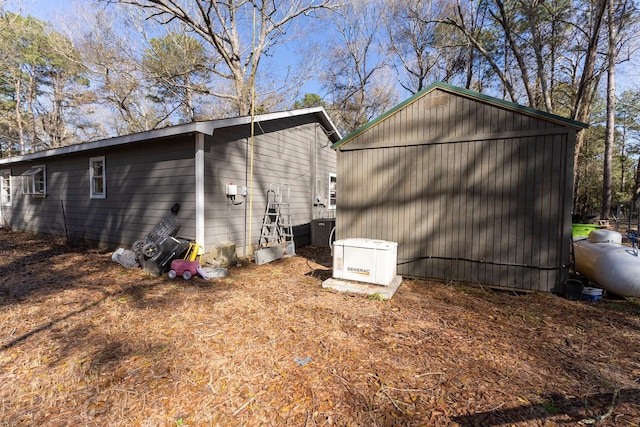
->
[322,275,403,299]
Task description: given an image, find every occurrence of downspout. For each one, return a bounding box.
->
[196,133,205,250]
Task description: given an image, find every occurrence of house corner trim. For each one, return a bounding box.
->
[196,133,205,250]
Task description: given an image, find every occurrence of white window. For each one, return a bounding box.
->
[21,165,46,196]
[328,173,337,209]
[89,156,106,199]
[1,170,11,206]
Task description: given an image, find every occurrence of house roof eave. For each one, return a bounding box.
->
[0,108,342,165]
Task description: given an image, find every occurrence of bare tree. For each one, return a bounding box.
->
[383,0,466,94]
[36,28,90,149]
[442,0,519,103]
[73,6,174,135]
[439,0,612,210]
[322,0,397,134]
[103,0,341,116]
[441,0,582,110]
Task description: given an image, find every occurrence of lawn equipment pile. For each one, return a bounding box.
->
[112,203,225,280]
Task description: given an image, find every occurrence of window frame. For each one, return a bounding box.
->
[1,169,11,206]
[89,156,106,199]
[21,165,46,197]
[328,173,337,209]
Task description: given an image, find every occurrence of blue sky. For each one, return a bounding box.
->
[7,0,639,101]
[6,0,77,21]
[7,0,326,100]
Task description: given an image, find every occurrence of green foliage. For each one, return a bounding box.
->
[143,32,207,84]
[142,31,210,122]
[0,0,636,205]
[541,400,560,414]
[573,87,640,219]
[292,93,326,110]
[253,103,270,115]
[617,90,640,149]
[367,292,387,301]
[574,125,606,220]
[0,11,88,154]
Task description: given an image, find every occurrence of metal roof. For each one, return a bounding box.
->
[331,81,589,150]
[0,107,342,165]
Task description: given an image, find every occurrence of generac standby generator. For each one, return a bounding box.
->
[332,238,398,286]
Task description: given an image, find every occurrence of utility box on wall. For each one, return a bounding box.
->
[332,238,398,286]
[311,218,335,247]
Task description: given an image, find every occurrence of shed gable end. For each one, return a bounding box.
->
[342,89,572,151]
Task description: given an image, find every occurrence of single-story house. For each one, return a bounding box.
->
[331,82,588,293]
[0,108,341,258]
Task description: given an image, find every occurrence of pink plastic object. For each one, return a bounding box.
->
[168,259,200,280]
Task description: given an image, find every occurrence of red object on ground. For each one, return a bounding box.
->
[168,259,200,280]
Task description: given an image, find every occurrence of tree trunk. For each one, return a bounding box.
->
[572,0,608,205]
[634,159,640,218]
[27,71,39,152]
[13,78,26,155]
[602,0,616,221]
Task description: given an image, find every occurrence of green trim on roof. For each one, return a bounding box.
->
[331,81,589,150]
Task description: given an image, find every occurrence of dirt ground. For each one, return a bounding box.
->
[0,230,639,426]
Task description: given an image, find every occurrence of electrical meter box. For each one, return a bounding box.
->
[333,238,398,286]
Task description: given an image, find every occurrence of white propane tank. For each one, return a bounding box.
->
[589,229,622,244]
[573,230,640,297]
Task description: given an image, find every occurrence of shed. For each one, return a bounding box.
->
[331,82,588,293]
[0,108,341,258]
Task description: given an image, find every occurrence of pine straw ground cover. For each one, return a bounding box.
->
[0,231,639,426]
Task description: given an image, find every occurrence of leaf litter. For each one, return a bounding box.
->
[0,230,639,426]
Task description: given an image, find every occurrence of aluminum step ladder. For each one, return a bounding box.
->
[256,183,295,264]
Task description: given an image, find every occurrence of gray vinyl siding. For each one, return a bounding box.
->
[336,88,577,292]
[0,109,339,255]
[203,120,336,254]
[5,136,196,247]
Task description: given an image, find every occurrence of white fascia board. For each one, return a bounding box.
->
[0,122,217,165]
[0,108,341,166]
